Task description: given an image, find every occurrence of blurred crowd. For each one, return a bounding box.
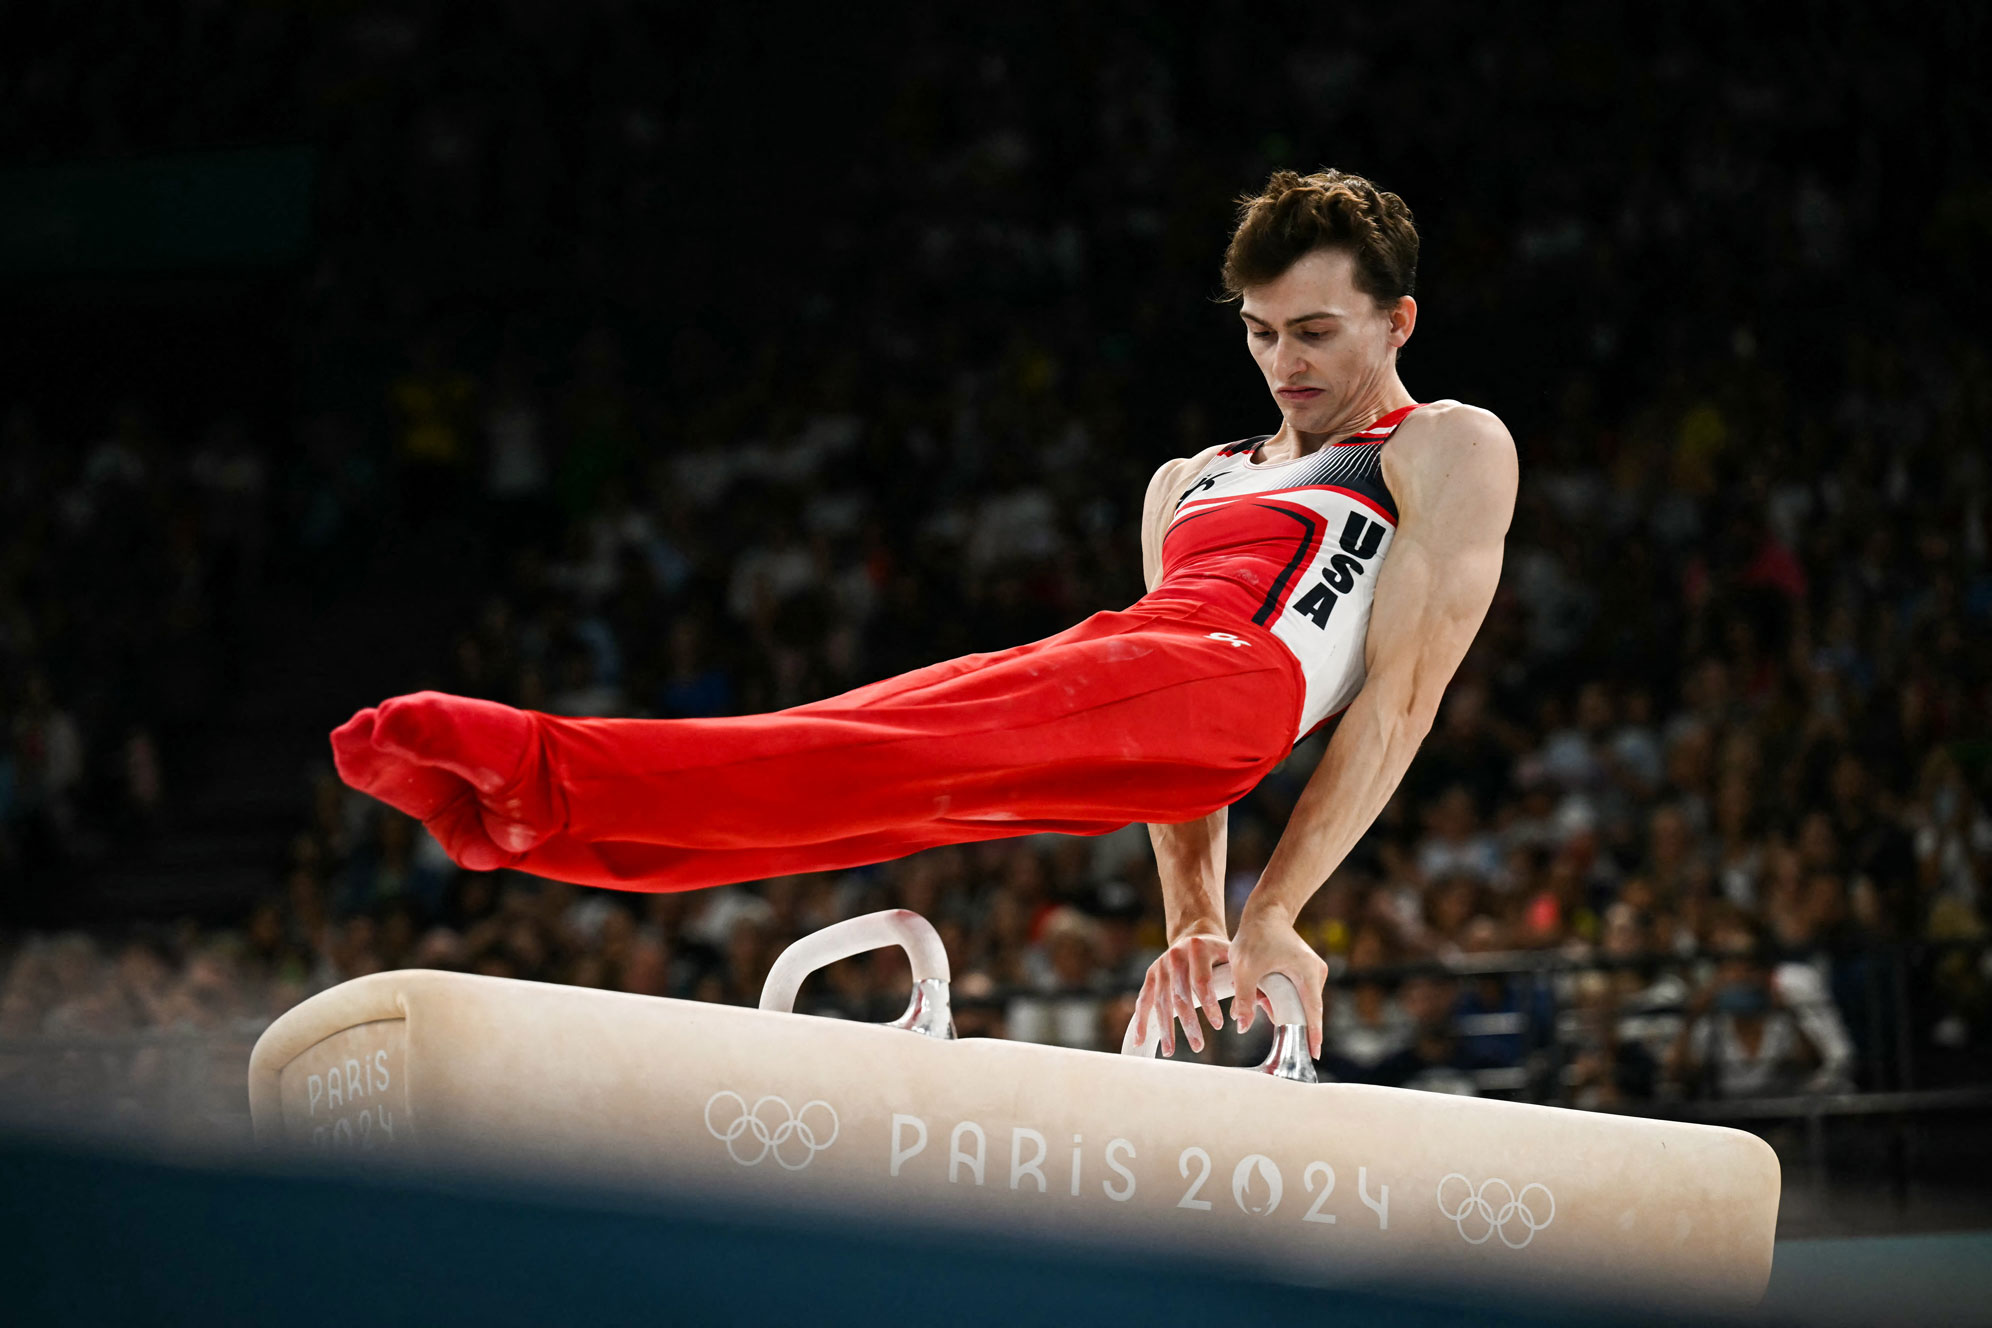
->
[0,404,272,884]
[3,3,1989,1119]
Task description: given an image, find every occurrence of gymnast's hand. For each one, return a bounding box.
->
[1229,901,1328,1061]
[330,691,568,872]
[1132,923,1231,1057]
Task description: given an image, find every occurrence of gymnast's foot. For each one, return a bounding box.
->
[331,691,568,871]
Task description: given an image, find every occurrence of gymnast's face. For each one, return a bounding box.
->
[1238,247,1415,436]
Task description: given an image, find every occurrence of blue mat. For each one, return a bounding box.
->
[4,1136,1982,1326]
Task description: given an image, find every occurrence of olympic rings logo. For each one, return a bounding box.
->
[704,1091,840,1170]
[1436,1173,1556,1249]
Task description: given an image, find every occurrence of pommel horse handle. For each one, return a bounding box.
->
[1119,964,1318,1083]
[760,908,955,1039]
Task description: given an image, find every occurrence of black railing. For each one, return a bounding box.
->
[932,936,1992,1105]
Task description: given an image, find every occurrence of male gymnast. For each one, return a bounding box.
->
[331,168,1518,1064]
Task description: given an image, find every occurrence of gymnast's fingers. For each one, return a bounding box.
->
[1136,961,1175,1055]
[1231,958,1259,1036]
[1188,935,1227,1033]
[1132,971,1158,1046]
[1168,958,1204,1053]
[1302,970,1326,1062]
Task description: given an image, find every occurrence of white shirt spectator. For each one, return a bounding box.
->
[1615,972,1689,1065]
[1326,993,1414,1071]
[1915,794,1992,911]
[1611,722,1665,793]
[1687,1011,1808,1098]
[1005,994,1105,1050]
[684,888,775,950]
[1417,832,1502,884]
[1539,726,1603,791]
[967,486,1061,570]
[1774,961,1856,1093]
[727,539,818,620]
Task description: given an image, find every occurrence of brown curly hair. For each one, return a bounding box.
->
[1220,168,1419,308]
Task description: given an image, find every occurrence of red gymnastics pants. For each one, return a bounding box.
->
[331,599,1304,892]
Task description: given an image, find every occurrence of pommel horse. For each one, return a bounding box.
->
[249,910,1779,1307]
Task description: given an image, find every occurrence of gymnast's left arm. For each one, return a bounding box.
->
[1230,404,1517,1058]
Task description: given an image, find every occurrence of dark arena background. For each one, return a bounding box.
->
[3,3,1990,1324]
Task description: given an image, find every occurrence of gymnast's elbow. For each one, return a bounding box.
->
[1349,674,1441,752]
[1394,692,1442,752]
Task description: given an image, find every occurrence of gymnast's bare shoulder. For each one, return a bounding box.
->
[1138,442,1228,592]
[1359,398,1516,684]
[1378,398,1518,523]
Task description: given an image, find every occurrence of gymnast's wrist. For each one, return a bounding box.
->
[1238,888,1299,929]
[1165,915,1226,945]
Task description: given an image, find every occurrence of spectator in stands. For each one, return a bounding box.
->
[1829,753,1917,939]
[1007,907,1111,1051]
[1562,970,1657,1108]
[1372,974,1493,1095]
[1598,901,1690,1077]
[1416,786,1503,887]
[1320,925,1413,1082]
[1409,678,1523,821]
[1669,919,1824,1099]
[9,673,86,865]
[1452,915,1554,1078]
[388,333,477,526]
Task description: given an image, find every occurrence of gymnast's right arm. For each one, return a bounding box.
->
[1132,451,1234,1055]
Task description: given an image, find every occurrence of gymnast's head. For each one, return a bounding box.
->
[1221,168,1420,432]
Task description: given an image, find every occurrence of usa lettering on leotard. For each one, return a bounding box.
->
[1154,405,1417,740]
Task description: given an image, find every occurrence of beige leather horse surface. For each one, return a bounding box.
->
[249,915,1778,1308]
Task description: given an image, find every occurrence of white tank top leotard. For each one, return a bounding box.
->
[1141,404,1419,742]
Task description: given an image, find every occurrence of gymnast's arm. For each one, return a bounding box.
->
[1133,448,1235,1053]
[1229,404,1517,1057]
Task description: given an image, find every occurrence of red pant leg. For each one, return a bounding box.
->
[508,604,1302,889]
[509,815,1106,893]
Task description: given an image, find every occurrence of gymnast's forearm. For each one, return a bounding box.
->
[1245,685,1433,924]
[1247,432,1512,924]
[1147,807,1228,941]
